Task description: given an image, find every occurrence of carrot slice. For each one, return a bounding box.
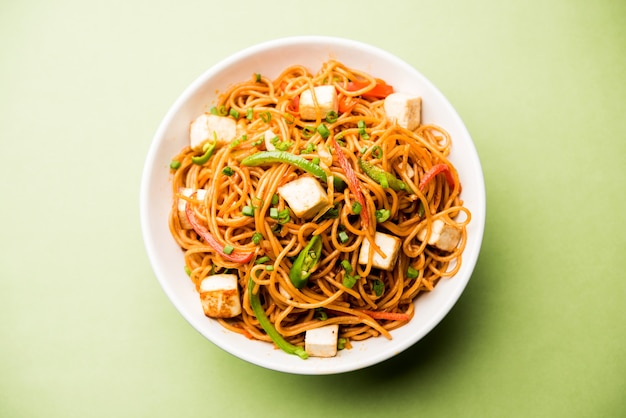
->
[359,310,411,322]
[185,199,254,263]
[331,139,369,229]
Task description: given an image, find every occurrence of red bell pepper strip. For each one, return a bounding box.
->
[185,200,254,263]
[286,95,299,116]
[337,93,357,114]
[418,163,456,191]
[331,139,369,230]
[346,79,394,99]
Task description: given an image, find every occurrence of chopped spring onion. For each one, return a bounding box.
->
[407,266,419,279]
[343,274,358,289]
[372,279,384,296]
[242,205,255,217]
[371,145,383,159]
[252,232,263,245]
[246,108,254,120]
[223,245,235,255]
[317,123,330,139]
[357,120,370,140]
[170,160,181,170]
[325,110,338,123]
[341,259,353,273]
[338,231,350,243]
[229,108,240,119]
[222,167,235,176]
[255,256,270,264]
[260,111,271,123]
[351,202,362,215]
[269,207,279,219]
[375,208,391,223]
[271,194,279,206]
[255,73,262,82]
[210,105,228,116]
[302,126,316,138]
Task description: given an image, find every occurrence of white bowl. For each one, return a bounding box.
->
[140,36,485,375]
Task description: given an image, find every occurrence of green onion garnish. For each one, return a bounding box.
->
[372,279,384,296]
[255,73,262,82]
[222,167,235,176]
[338,231,350,243]
[223,245,234,255]
[340,259,353,273]
[317,123,330,139]
[302,126,316,138]
[260,111,271,123]
[351,202,362,215]
[246,108,254,120]
[229,108,240,119]
[242,206,255,217]
[325,110,338,123]
[407,266,419,279]
[170,160,181,170]
[255,256,270,264]
[252,232,263,245]
[269,207,279,219]
[375,208,391,223]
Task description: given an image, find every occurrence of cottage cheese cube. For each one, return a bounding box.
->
[384,92,422,131]
[177,187,207,229]
[305,324,339,357]
[264,129,277,151]
[277,176,328,219]
[190,113,238,150]
[417,219,462,252]
[358,231,402,271]
[299,85,338,121]
[199,274,242,318]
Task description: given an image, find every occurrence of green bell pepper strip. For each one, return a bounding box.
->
[289,235,322,289]
[247,276,308,359]
[241,151,345,191]
[357,158,409,192]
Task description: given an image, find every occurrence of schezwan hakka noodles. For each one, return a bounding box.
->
[168,60,470,359]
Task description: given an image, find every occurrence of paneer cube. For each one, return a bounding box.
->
[189,113,238,150]
[264,128,277,151]
[305,324,339,357]
[417,219,462,252]
[299,85,338,121]
[199,274,242,318]
[358,231,402,271]
[177,187,207,229]
[277,176,328,219]
[383,92,422,131]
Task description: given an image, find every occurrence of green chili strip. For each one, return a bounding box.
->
[289,235,322,289]
[247,276,308,359]
[191,140,217,165]
[358,158,409,192]
[241,150,345,190]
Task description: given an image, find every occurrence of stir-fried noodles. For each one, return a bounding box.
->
[168,60,470,358]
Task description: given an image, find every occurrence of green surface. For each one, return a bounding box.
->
[1,0,624,416]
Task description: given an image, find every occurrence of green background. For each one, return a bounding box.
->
[1,0,624,416]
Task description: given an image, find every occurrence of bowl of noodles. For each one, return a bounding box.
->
[140,36,485,374]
